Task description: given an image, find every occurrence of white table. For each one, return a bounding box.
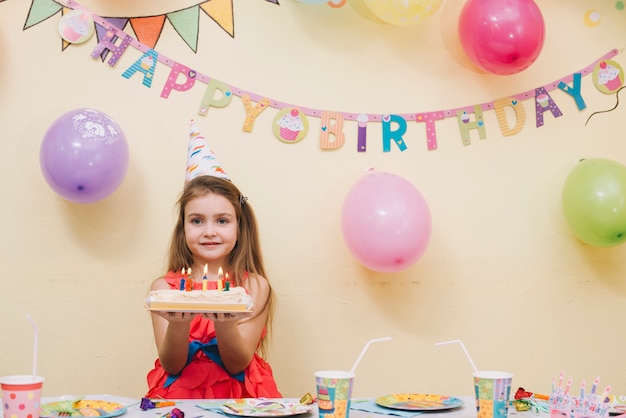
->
[29,395,547,418]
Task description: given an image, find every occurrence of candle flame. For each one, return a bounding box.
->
[181,267,186,276]
[218,266,223,279]
[204,264,208,275]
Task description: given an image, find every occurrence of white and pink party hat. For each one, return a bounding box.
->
[186,119,229,183]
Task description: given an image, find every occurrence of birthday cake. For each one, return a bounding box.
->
[146,287,253,313]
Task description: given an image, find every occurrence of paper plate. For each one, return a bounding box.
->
[199,399,312,417]
[375,393,464,411]
[40,398,128,418]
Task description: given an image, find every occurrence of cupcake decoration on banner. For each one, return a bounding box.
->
[273,107,309,144]
[593,60,624,94]
[186,120,229,183]
[58,9,94,44]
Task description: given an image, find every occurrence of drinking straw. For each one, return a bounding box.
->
[25,314,39,377]
[349,337,392,374]
[434,339,479,375]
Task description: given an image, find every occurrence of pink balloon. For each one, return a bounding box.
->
[458,0,545,75]
[341,170,432,273]
[40,108,129,204]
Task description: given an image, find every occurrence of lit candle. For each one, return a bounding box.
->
[186,268,193,291]
[217,267,224,291]
[224,272,230,290]
[179,267,186,291]
[202,264,208,292]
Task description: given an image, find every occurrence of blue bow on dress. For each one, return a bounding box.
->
[164,337,245,387]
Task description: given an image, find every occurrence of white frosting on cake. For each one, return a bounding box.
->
[146,287,252,312]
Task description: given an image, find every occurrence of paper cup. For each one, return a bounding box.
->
[315,371,355,418]
[1,375,44,418]
[473,371,513,418]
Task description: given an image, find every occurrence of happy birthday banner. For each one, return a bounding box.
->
[63,0,624,153]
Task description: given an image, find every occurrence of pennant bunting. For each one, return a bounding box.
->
[200,0,235,38]
[32,0,626,154]
[23,0,62,29]
[167,6,201,53]
[23,0,277,48]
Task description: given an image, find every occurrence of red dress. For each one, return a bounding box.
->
[146,272,281,399]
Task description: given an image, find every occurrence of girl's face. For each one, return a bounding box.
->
[184,192,238,268]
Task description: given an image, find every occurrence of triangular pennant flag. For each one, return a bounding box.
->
[24,0,62,30]
[167,6,200,53]
[129,15,166,49]
[200,0,234,38]
[186,120,229,183]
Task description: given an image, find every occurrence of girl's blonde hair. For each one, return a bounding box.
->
[166,175,274,356]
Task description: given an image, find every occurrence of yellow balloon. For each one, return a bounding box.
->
[364,0,443,25]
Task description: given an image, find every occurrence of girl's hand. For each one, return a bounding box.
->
[202,312,251,322]
[152,310,198,324]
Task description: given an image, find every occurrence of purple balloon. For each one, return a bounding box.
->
[40,108,129,204]
[458,0,545,75]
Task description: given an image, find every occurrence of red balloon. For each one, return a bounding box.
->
[458,0,545,75]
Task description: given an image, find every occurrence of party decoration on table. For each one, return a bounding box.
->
[140,398,176,410]
[40,399,128,418]
[364,0,442,25]
[562,158,626,247]
[217,399,312,417]
[24,0,281,51]
[375,393,464,411]
[298,393,313,405]
[186,119,229,182]
[458,0,545,75]
[161,408,185,418]
[39,108,129,204]
[513,387,550,413]
[341,169,431,272]
[550,374,612,418]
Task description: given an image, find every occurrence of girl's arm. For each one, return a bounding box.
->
[150,278,196,376]
[213,274,271,374]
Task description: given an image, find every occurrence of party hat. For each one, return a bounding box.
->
[186,119,229,182]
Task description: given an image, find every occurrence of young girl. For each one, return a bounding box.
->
[146,175,281,399]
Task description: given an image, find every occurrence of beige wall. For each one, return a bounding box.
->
[1,0,626,400]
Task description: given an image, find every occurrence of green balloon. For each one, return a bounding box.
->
[562,158,626,247]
